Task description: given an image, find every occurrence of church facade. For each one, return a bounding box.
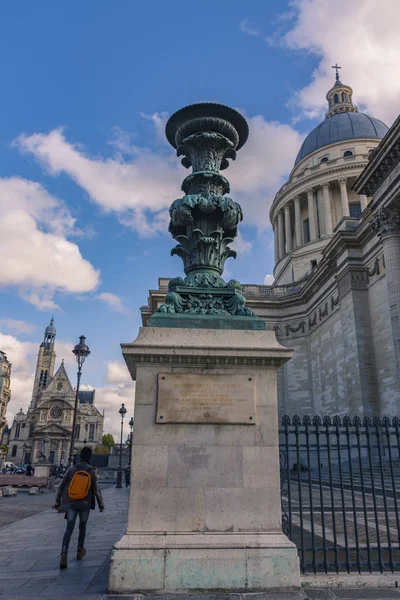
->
[142,74,400,419]
[7,319,104,466]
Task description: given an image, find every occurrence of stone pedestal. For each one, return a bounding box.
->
[33,463,50,478]
[108,327,300,593]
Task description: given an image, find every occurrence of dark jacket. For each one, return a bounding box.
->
[55,461,104,511]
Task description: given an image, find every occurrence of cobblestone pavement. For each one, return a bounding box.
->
[0,489,55,528]
[0,485,400,598]
[0,485,129,599]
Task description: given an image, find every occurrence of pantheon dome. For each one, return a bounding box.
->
[295,111,388,166]
[270,72,389,285]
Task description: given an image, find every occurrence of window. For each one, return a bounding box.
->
[11,445,17,457]
[89,424,95,441]
[344,150,353,157]
[303,218,310,243]
[75,424,80,439]
[29,423,35,438]
[349,203,362,218]
[334,93,339,103]
[15,424,20,439]
[341,92,346,102]
[320,156,329,163]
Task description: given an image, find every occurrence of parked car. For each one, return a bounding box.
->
[3,462,15,471]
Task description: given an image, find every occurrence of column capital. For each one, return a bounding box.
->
[371,205,400,239]
[293,195,301,203]
[284,202,291,213]
[305,187,314,196]
[322,182,330,190]
[338,177,347,185]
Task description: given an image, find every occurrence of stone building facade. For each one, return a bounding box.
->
[7,319,104,466]
[142,76,400,419]
[0,351,11,439]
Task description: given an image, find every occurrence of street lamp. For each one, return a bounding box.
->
[60,432,66,467]
[68,335,90,468]
[116,403,127,488]
[128,417,134,466]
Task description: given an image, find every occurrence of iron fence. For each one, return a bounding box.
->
[279,415,400,574]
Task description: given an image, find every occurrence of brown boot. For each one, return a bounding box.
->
[77,547,86,561]
[60,552,68,569]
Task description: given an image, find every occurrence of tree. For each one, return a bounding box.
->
[102,434,115,449]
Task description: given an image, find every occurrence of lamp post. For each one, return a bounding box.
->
[116,403,127,488]
[60,432,66,467]
[68,335,90,468]
[128,417,134,466]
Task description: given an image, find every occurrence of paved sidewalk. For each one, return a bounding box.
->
[0,485,400,599]
[0,486,129,599]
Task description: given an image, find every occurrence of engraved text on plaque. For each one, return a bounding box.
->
[156,373,255,424]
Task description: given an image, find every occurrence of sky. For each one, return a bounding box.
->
[1,0,400,438]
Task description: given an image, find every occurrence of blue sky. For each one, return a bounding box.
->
[1,0,399,435]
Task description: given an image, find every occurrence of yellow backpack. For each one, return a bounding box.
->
[68,469,92,500]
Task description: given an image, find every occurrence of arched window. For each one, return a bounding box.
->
[320,156,329,163]
[341,92,346,102]
[334,93,339,104]
[349,203,362,218]
[344,150,353,157]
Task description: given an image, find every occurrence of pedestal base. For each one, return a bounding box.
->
[108,532,300,593]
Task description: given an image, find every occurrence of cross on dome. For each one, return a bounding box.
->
[332,63,341,81]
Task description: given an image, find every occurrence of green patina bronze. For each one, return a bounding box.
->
[150,102,264,330]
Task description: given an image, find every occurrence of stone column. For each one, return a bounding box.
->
[273,219,279,265]
[371,204,400,378]
[284,203,292,253]
[277,210,285,259]
[359,194,368,212]
[294,196,302,248]
[322,183,333,234]
[339,177,349,218]
[306,188,317,241]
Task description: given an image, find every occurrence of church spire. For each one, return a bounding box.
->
[30,318,57,409]
[325,66,358,119]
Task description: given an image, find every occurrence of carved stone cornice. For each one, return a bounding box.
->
[370,205,400,239]
[126,353,288,368]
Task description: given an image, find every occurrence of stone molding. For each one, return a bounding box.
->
[125,353,288,368]
[370,204,400,239]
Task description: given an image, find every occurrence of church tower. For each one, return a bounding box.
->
[30,318,56,409]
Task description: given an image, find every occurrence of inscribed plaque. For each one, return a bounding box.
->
[156,373,255,424]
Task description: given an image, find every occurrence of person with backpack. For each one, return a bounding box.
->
[52,447,104,569]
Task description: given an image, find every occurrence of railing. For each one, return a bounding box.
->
[279,415,400,574]
[242,276,310,298]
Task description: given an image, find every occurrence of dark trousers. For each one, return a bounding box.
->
[125,473,131,487]
[62,507,90,552]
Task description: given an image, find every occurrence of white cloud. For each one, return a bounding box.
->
[281,0,400,124]
[16,116,302,234]
[239,19,260,36]
[0,177,100,309]
[81,360,135,440]
[16,128,182,237]
[96,292,132,316]
[0,319,36,335]
[231,231,252,255]
[264,274,275,285]
[229,117,303,225]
